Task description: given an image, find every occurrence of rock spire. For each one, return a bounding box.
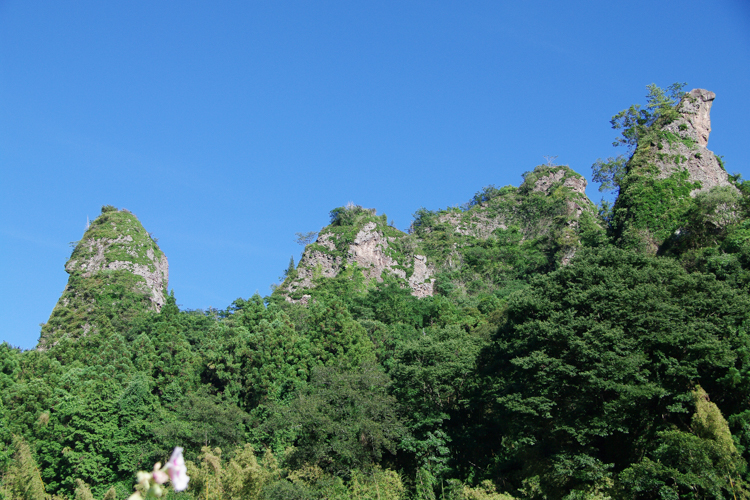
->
[38,206,168,349]
[659,88,733,195]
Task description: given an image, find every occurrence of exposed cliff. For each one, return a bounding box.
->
[658,89,733,194]
[412,165,601,296]
[38,206,168,349]
[280,166,600,302]
[612,88,737,252]
[282,204,434,303]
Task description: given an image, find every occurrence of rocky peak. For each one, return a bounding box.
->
[64,210,169,310]
[523,165,593,220]
[281,208,434,302]
[531,167,588,196]
[611,89,738,253]
[39,206,168,349]
[676,88,715,147]
[658,88,732,195]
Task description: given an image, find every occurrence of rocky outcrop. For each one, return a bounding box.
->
[674,88,714,147]
[660,89,734,195]
[348,223,436,294]
[437,166,595,241]
[65,236,169,309]
[420,165,600,279]
[284,217,435,301]
[39,207,168,349]
[349,222,402,281]
[532,168,587,196]
[408,255,435,298]
[283,168,597,303]
[438,212,507,239]
[531,167,590,218]
[286,249,342,296]
[610,88,738,252]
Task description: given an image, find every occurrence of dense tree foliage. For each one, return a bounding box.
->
[3,85,750,499]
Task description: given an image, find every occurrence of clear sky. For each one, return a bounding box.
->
[2,1,749,350]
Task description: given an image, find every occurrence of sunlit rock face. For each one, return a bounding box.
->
[660,89,734,196]
[38,207,168,349]
[286,220,434,301]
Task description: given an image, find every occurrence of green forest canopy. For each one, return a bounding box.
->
[3,84,750,500]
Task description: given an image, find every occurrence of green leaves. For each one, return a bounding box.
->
[271,364,405,477]
[610,82,686,152]
[0,436,48,500]
[619,388,747,499]
[153,387,249,459]
[306,300,376,370]
[483,246,750,495]
[591,155,627,194]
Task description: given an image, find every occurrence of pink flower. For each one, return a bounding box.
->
[165,447,190,492]
[152,462,168,485]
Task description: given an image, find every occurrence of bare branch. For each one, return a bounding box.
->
[295,231,318,246]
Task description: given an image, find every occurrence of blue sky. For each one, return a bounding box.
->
[2,1,749,350]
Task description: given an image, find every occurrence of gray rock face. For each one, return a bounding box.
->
[660,89,733,195]
[286,249,342,296]
[285,221,434,301]
[66,236,169,310]
[347,222,435,296]
[408,255,435,298]
[350,222,403,281]
[286,230,344,297]
[678,89,715,147]
[533,169,587,196]
[438,212,507,239]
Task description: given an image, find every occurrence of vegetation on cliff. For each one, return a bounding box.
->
[40,207,169,350]
[3,85,750,500]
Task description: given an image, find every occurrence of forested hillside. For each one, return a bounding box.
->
[3,85,750,500]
